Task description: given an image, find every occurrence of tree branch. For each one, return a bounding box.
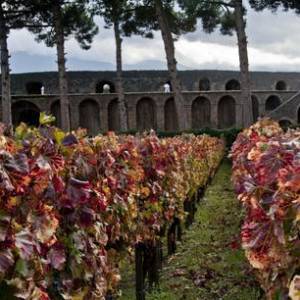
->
[202,0,235,8]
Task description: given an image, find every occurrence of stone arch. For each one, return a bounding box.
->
[79,99,101,135]
[164,97,178,132]
[108,98,120,132]
[136,97,157,131]
[26,81,43,94]
[251,95,259,122]
[265,95,281,112]
[218,96,236,129]
[199,78,210,91]
[50,100,61,128]
[12,101,40,126]
[275,80,287,91]
[96,80,116,93]
[192,96,211,129]
[279,119,292,129]
[225,79,240,90]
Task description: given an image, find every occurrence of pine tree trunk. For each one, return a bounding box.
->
[234,0,253,127]
[0,8,12,126]
[114,20,128,132]
[154,0,186,131]
[53,3,70,132]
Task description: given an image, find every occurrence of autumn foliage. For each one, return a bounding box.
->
[231,119,300,299]
[0,114,224,300]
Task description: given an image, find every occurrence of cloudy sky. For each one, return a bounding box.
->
[7,4,300,73]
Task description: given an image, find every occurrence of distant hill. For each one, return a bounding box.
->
[10,51,191,73]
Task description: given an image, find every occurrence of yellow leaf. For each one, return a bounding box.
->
[15,123,28,140]
[141,187,150,198]
[39,112,56,125]
[0,136,7,147]
[7,196,20,208]
[54,129,66,144]
[71,288,89,300]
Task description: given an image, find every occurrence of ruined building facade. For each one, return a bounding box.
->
[2,70,300,133]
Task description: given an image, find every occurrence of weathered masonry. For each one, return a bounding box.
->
[2,70,300,133]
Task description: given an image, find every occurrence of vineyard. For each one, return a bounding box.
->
[0,115,299,300]
[231,119,300,300]
[1,0,299,298]
[0,114,224,300]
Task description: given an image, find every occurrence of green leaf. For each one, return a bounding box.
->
[273,289,285,300]
[39,112,55,125]
[259,143,269,151]
[15,259,28,277]
[14,123,28,140]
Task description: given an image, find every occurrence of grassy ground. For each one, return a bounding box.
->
[120,160,262,300]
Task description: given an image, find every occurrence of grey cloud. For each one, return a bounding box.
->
[182,5,300,59]
[6,5,300,73]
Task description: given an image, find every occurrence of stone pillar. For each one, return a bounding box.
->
[70,100,79,130]
[260,100,266,116]
[32,97,49,114]
[210,95,218,129]
[100,102,108,132]
[185,103,192,130]
[35,97,49,113]
[127,102,137,130]
[236,102,243,128]
[156,103,164,131]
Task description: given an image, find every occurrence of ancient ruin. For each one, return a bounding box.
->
[3,70,300,133]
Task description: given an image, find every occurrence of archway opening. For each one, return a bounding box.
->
[279,119,292,130]
[12,101,40,126]
[275,81,287,91]
[26,81,43,95]
[136,97,156,131]
[192,97,211,129]
[218,96,236,129]
[79,99,101,136]
[50,100,61,128]
[199,78,210,91]
[164,97,178,132]
[251,95,259,122]
[265,95,281,112]
[225,79,240,91]
[108,99,120,132]
[96,80,115,93]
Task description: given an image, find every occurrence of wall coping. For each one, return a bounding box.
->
[6,90,299,98]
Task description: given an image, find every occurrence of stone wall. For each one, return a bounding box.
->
[4,90,298,133]
[268,92,300,125]
[1,70,299,132]
[6,70,300,94]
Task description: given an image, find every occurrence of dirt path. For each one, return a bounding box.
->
[121,160,261,300]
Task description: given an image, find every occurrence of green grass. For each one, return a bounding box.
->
[120,160,262,300]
